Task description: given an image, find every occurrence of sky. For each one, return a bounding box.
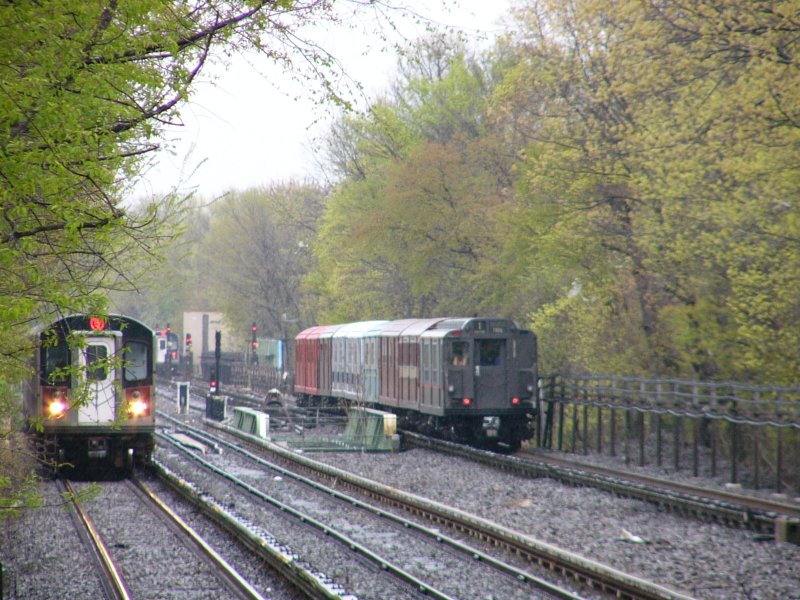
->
[129,1,512,200]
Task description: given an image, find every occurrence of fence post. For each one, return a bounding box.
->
[557,377,566,451]
[596,405,603,454]
[730,387,739,484]
[571,403,578,453]
[656,382,662,467]
[710,419,717,477]
[673,415,681,471]
[624,409,631,466]
[753,390,761,490]
[582,402,589,455]
[753,425,760,490]
[639,411,645,466]
[776,427,783,493]
[610,376,617,457]
[730,421,739,484]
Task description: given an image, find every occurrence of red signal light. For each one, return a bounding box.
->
[89,316,106,331]
[512,397,520,405]
[462,398,471,406]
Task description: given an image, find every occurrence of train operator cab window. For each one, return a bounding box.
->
[450,341,469,366]
[124,342,149,382]
[43,344,70,385]
[85,345,108,381]
[477,339,503,367]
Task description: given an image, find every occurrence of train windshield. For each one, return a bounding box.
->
[477,339,504,366]
[450,341,469,366]
[43,344,70,385]
[124,341,149,382]
[85,345,108,381]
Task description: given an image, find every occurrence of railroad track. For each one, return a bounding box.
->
[59,477,263,599]
[156,419,585,599]
[400,432,800,539]
[161,411,695,600]
[58,479,130,600]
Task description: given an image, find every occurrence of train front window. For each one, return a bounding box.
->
[43,344,70,385]
[477,339,504,367]
[124,341,149,382]
[86,345,108,381]
[450,341,469,366]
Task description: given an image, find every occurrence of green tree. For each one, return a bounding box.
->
[495,0,800,382]
[313,38,518,321]
[0,0,423,518]
[201,183,326,337]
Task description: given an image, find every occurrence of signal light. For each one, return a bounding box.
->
[462,398,471,406]
[89,316,106,331]
[210,379,218,394]
[512,397,520,405]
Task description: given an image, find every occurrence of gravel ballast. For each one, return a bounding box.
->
[308,447,800,600]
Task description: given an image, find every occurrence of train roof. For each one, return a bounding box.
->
[433,317,525,333]
[36,313,155,337]
[395,318,447,337]
[331,320,390,338]
[295,324,344,340]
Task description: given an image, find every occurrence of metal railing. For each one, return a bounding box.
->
[544,374,800,427]
[537,373,800,494]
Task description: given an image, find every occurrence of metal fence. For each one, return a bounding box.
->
[538,374,800,494]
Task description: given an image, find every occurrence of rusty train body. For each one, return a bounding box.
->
[25,314,156,472]
[294,317,537,451]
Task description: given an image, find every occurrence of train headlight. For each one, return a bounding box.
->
[44,388,68,418]
[128,399,149,417]
[126,388,150,417]
[48,398,67,417]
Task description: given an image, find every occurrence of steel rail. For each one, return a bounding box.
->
[127,478,266,600]
[201,418,696,600]
[59,479,131,600]
[158,413,583,599]
[156,430,460,600]
[520,449,800,520]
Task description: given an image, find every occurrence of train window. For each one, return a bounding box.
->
[85,345,108,381]
[422,342,430,384]
[450,341,469,366]
[124,341,149,382]
[477,339,503,367]
[43,344,70,385]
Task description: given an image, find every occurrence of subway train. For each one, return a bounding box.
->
[155,327,180,377]
[294,317,537,451]
[25,313,156,472]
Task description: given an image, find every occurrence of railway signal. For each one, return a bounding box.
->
[250,322,258,364]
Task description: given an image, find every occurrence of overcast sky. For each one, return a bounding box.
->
[129,1,512,200]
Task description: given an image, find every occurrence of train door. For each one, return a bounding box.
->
[77,335,118,424]
[474,338,507,409]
